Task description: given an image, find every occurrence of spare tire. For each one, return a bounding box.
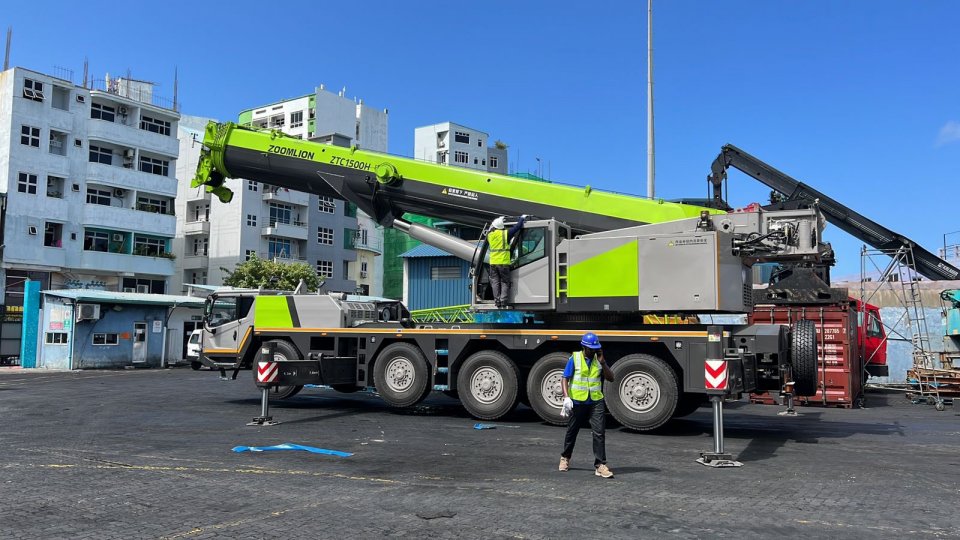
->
[791,319,818,396]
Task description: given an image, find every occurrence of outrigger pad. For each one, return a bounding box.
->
[696,453,743,468]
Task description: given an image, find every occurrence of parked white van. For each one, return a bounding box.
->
[187,329,203,370]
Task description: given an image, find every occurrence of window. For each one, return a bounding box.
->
[189,271,208,285]
[454,131,470,144]
[269,114,284,128]
[86,188,112,206]
[121,278,166,294]
[23,78,44,102]
[52,86,70,110]
[490,156,499,169]
[316,260,333,278]
[454,151,468,164]
[290,110,304,128]
[308,108,316,120]
[21,125,40,147]
[514,227,547,268]
[192,237,208,256]
[317,227,334,245]
[91,102,116,122]
[247,180,258,192]
[17,173,38,194]
[46,332,68,344]
[43,222,63,248]
[867,312,883,338]
[478,139,483,147]
[139,156,169,177]
[431,266,461,280]
[246,214,257,227]
[46,176,65,199]
[89,145,112,165]
[137,196,169,214]
[133,235,166,257]
[193,204,210,222]
[83,230,110,252]
[319,196,335,213]
[473,158,478,165]
[92,333,119,346]
[268,203,292,226]
[140,115,171,136]
[49,130,67,156]
[437,151,448,164]
[245,249,257,261]
[268,238,292,260]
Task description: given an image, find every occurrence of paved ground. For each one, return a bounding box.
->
[0,367,957,539]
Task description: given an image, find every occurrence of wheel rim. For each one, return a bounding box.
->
[470,366,503,404]
[384,356,416,393]
[619,371,661,414]
[540,369,565,409]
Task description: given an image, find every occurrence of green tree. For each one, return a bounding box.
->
[222,255,321,292]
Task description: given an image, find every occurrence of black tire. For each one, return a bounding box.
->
[259,340,303,400]
[791,319,818,397]
[525,352,570,426]
[190,361,202,371]
[374,342,431,408]
[457,350,520,420]
[605,354,678,431]
[672,392,707,418]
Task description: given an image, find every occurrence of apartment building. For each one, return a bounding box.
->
[413,122,507,174]
[0,67,180,307]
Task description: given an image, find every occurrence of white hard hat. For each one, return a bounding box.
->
[491,217,505,229]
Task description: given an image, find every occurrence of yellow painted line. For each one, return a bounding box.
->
[255,327,710,338]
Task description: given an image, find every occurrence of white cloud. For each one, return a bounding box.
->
[936,120,960,147]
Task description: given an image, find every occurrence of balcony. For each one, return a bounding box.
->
[263,187,310,207]
[87,162,178,198]
[183,220,210,236]
[182,254,209,270]
[77,250,175,276]
[82,204,176,236]
[261,220,308,241]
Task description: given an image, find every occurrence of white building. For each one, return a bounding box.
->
[171,86,387,296]
[413,122,508,174]
[0,67,180,303]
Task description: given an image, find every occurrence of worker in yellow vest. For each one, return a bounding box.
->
[559,332,615,478]
[486,215,526,308]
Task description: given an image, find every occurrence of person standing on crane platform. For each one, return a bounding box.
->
[486,215,526,308]
[559,332,615,478]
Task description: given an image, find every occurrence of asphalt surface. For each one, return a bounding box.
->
[0,367,957,539]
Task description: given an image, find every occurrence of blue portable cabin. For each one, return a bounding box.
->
[400,245,472,311]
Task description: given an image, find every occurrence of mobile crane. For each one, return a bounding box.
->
[193,122,827,430]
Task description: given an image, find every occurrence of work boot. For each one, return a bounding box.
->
[595,464,614,478]
[558,456,570,472]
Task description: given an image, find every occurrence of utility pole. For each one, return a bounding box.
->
[3,27,11,71]
[646,0,656,199]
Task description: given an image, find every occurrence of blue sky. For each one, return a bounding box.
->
[4,0,958,277]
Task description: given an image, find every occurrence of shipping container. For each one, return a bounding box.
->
[749,303,864,408]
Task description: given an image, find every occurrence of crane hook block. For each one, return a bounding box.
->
[375,163,400,185]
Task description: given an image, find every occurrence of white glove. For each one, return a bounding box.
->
[561,397,574,417]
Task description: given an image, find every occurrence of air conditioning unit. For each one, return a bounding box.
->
[76,303,101,321]
[27,226,38,235]
[119,106,128,115]
[136,285,150,294]
[113,188,126,198]
[122,287,136,293]
[123,149,135,159]
[76,95,86,104]
[359,271,368,278]
[111,233,124,242]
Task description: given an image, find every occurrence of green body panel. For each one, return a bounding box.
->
[253,296,295,328]
[566,240,640,298]
[238,110,252,126]
[193,122,722,225]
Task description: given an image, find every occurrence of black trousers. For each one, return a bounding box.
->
[561,400,606,467]
[489,264,511,304]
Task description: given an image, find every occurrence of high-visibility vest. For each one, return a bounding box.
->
[569,351,604,402]
[488,229,511,265]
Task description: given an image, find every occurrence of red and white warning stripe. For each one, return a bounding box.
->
[704,360,728,390]
[257,361,279,383]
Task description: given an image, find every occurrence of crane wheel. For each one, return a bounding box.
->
[456,350,519,420]
[525,352,570,426]
[791,320,818,397]
[605,354,678,431]
[373,342,431,408]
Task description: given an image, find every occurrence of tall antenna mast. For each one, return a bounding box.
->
[646,0,656,199]
[3,27,11,71]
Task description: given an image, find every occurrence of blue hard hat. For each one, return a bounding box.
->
[580,332,601,349]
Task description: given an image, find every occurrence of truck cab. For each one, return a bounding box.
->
[857,300,888,378]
